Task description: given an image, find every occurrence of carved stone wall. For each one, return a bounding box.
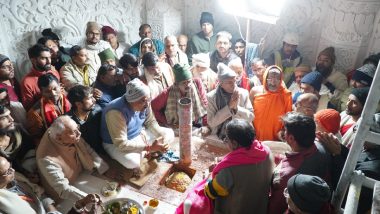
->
[0,0,145,80]
[317,0,380,73]
[1,0,379,81]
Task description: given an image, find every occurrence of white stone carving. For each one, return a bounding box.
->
[0,0,379,82]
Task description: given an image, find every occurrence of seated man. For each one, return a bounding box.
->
[207,63,253,139]
[204,119,273,214]
[129,24,165,57]
[0,105,36,179]
[315,108,342,141]
[287,64,311,96]
[21,44,60,110]
[0,156,58,213]
[299,71,329,111]
[209,31,239,72]
[36,116,109,202]
[37,35,71,72]
[228,58,254,91]
[0,88,27,126]
[250,65,292,141]
[233,38,246,67]
[93,64,125,108]
[151,64,207,127]
[340,87,369,147]
[60,45,97,90]
[27,74,71,145]
[164,35,189,67]
[67,85,104,154]
[177,34,188,53]
[119,53,141,85]
[98,48,117,66]
[81,21,111,71]
[266,33,302,85]
[190,53,217,92]
[141,52,174,99]
[339,62,376,112]
[101,78,174,170]
[0,54,21,102]
[187,12,217,62]
[250,58,267,86]
[268,112,331,214]
[315,47,348,109]
[101,25,130,59]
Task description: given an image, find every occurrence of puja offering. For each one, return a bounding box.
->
[102,198,144,214]
[165,171,192,193]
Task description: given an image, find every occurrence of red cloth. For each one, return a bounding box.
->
[0,78,20,102]
[238,72,250,91]
[21,67,60,110]
[176,141,269,214]
[212,140,269,176]
[41,94,71,127]
[340,123,354,136]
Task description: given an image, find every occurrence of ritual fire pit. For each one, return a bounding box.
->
[159,164,196,193]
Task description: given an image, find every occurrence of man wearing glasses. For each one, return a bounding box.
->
[81,21,111,71]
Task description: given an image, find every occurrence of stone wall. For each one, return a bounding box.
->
[0,0,379,80]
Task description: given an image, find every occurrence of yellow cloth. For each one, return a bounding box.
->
[80,65,90,86]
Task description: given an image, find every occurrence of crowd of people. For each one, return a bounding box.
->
[0,10,379,214]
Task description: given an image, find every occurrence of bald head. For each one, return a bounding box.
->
[295,93,319,117]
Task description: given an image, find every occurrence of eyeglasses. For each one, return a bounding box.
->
[1,163,14,177]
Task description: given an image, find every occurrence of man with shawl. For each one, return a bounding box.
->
[151,64,207,127]
[250,65,292,141]
[36,116,109,202]
[140,52,174,99]
[26,74,70,145]
[207,63,253,139]
[81,21,111,71]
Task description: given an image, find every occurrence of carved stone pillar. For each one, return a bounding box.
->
[317,0,380,72]
[146,0,183,41]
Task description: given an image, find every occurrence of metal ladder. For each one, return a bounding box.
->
[332,61,380,214]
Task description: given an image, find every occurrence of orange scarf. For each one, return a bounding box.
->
[40,95,71,128]
[253,66,292,141]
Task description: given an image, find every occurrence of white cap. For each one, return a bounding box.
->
[192,53,210,68]
[283,33,299,46]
